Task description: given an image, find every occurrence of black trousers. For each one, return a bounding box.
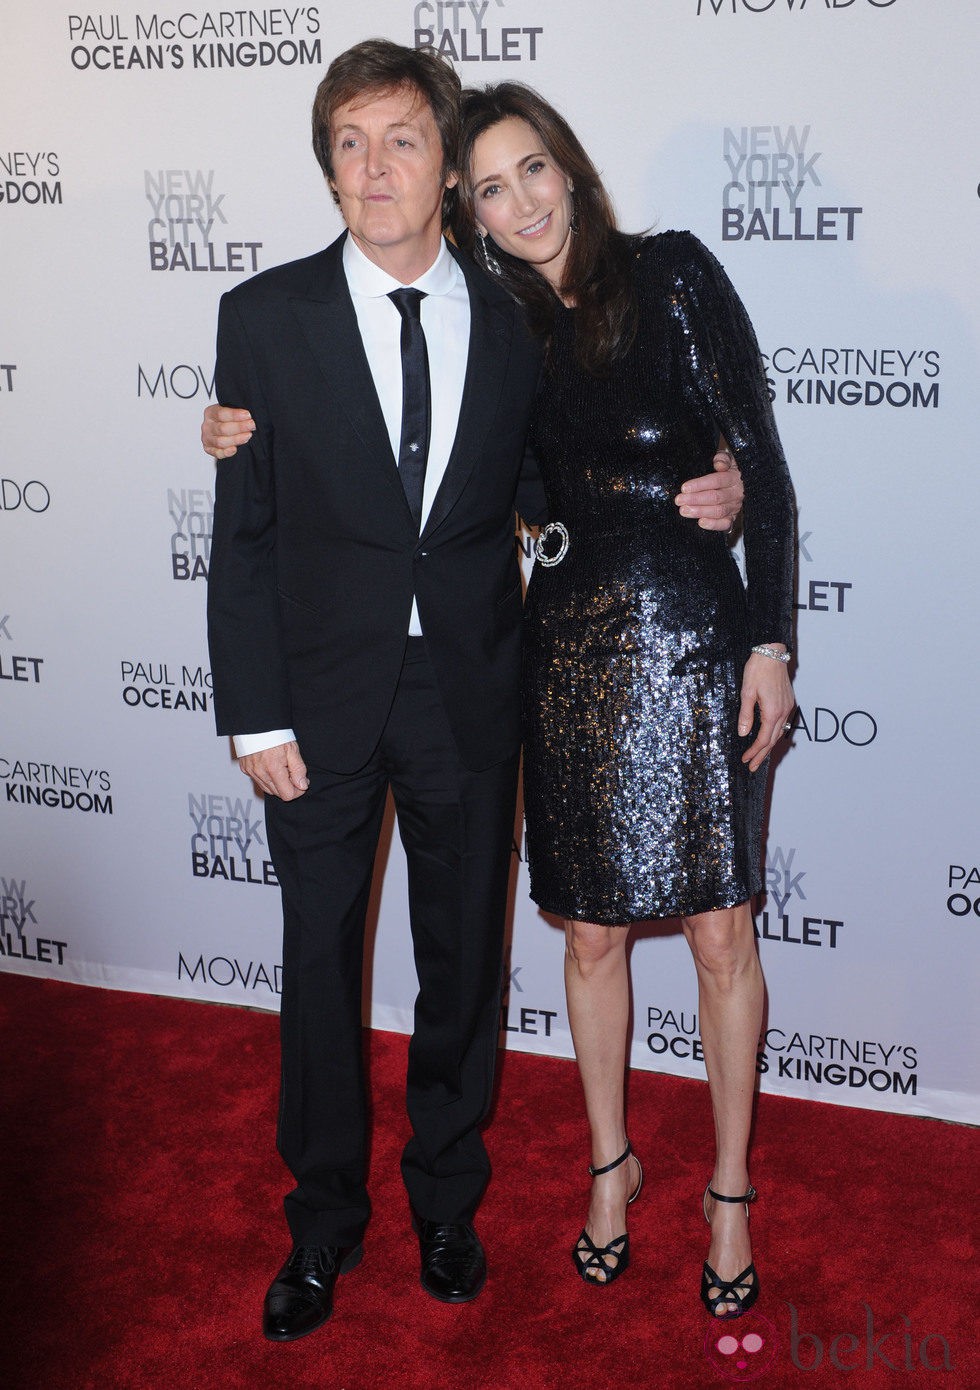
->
[265,639,519,1247]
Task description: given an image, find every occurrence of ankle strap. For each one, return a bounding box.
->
[706,1183,757,1205]
[589,1141,632,1178]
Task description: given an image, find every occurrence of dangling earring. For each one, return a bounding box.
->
[478,231,502,276]
[568,185,579,235]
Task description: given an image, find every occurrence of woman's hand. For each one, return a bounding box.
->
[738,648,795,772]
[202,404,256,459]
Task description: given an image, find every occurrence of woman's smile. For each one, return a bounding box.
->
[470,116,575,288]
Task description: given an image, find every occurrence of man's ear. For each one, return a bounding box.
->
[444,169,459,190]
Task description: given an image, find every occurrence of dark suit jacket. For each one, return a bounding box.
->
[207,233,546,774]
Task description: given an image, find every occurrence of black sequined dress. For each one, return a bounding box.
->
[522,232,795,924]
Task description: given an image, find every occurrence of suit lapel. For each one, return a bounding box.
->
[422,248,514,541]
[285,235,517,537]
[287,237,410,520]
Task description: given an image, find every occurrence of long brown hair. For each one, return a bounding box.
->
[451,83,640,374]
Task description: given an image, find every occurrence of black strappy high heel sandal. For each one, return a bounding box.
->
[571,1140,644,1286]
[700,1183,759,1318]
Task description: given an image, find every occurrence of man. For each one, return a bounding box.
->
[205,39,742,1343]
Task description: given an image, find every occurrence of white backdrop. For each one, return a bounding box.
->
[2,1,977,1123]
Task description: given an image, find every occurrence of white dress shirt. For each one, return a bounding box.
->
[234,235,471,758]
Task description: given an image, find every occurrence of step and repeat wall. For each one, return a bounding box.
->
[2,3,977,1123]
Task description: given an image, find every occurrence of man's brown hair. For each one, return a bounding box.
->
[312,39,462,215]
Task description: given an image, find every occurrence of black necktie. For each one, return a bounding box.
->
[387,288,430,529]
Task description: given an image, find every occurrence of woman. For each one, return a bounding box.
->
[451,84,794,1318]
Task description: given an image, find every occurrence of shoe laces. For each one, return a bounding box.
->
[288,1246,335,1277]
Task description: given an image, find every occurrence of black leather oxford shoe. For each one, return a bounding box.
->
[416,1221,487,1303]
[262,1243,363,1342]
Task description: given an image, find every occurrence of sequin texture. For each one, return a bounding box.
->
[522,232,795,924]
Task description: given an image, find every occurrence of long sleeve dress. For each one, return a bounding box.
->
[522,231,795,924]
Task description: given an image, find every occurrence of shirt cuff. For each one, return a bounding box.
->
[233,729,296,758]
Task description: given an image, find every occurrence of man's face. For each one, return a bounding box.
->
[329,84,456,276]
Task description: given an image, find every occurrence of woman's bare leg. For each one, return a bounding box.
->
[564,918,640,1281]
[682,901,763,1314]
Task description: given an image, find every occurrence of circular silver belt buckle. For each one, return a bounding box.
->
[534,521,570,567]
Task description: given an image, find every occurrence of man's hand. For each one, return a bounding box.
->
[239,740,309,800]
[202,404,256,459]
[675,448,744,531]
[738,651,795,773]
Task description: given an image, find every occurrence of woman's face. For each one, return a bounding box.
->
[469,116,574,289]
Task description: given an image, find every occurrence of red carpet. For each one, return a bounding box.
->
[0,973,974,1389]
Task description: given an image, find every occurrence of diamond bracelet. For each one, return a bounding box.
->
[751,644,791,663]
